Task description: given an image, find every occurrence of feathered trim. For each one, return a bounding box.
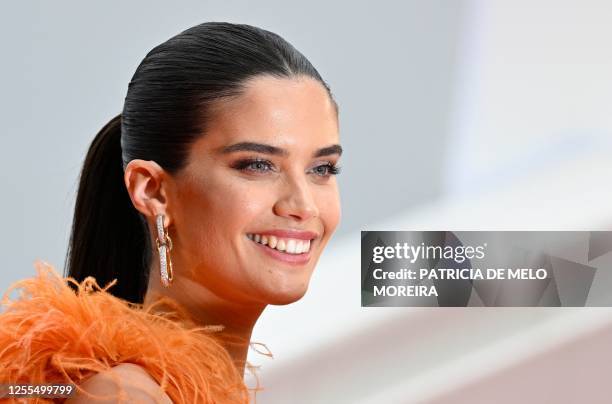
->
[0,261,266,403]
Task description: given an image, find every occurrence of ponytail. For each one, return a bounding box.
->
[65,114,151,304]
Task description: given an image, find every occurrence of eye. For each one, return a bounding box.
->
[310,162,342,177]
[232,158,275,173]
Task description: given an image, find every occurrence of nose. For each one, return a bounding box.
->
[273,176,319,222]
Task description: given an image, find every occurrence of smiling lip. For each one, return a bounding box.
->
[249,229,319,240]
[251,239,313,265]
[247,228,319,265]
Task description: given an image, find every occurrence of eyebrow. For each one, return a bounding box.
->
[219,142,343,158]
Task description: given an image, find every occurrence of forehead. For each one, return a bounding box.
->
[202,75,339,151]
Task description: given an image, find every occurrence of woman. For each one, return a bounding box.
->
[0,21,342,403]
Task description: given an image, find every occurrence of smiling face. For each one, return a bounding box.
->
[168,75,341,306]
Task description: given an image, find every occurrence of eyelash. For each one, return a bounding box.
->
[233,158,342,177]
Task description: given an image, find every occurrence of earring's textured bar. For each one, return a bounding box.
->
[156,214,165,242]
[159,244,170,287]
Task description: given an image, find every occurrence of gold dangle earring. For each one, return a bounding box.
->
[155,214,174,287]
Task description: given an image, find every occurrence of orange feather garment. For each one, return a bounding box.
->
[0,261,268,403]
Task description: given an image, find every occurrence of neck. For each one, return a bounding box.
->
[144,269,267,377]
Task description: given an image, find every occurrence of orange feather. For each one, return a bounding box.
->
[0,261,260,403]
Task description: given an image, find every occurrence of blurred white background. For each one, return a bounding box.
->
[1,1,611,403]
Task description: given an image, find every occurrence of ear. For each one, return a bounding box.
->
[124,159,174,228]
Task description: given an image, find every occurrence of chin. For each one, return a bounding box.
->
[266,285,309,306]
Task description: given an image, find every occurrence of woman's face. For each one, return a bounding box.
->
[169,75,341,306]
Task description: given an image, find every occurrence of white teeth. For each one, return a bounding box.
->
[268,235,278,249]
[247,233,312,254]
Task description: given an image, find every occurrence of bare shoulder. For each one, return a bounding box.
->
[65,363,173,403]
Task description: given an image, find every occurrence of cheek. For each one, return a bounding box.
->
[317,185,341,236]
[173,174,275,292]
[175,174,274,247]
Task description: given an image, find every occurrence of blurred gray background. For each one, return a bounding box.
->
[3,1,612,403]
